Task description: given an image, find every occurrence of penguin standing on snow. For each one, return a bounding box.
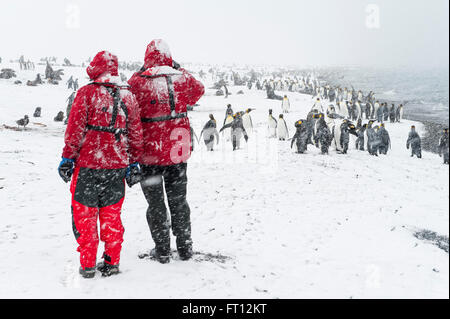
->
[220,112,249,151]
[376,103,384,123]
[396,104,404,122]
[223,104,234,125]
[438,128,449,164]
[200,114,220,151]
[313,113,332,154]
[54,111,65,122]
[373,101,380,120]
[366,120,379,156]
[306,110,319,145]
[281,95,290,113]
[339,120,350,154]
[222,105,234,142]
[16,115,30,129]
[33,107,42,118]
[407,125,422,158]
[277,114,289,141]
[356,124,367,151]
[268,109,278,138]
[242,108,254,135]
[339,120,357,154]
[377,123,391,155]
[389,104,396,123]
[291,120,309,154]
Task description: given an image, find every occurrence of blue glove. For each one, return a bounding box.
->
[58,157,75,183]
[126,163,142,188]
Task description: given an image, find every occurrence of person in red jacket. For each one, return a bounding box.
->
[58,51,144,278]
[128,40,204,263]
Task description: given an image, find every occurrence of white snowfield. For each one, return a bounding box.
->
[0,64,448,299]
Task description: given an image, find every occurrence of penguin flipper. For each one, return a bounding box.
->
[220,123,232,133]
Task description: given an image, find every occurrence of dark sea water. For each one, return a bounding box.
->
[321,66,449,125]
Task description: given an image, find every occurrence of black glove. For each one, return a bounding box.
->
[173,60,181,70]
[244,135,249,143]
[58,158,75,183]
[126,163,142,188]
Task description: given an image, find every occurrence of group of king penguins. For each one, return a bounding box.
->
[196,104,254,152]
[196,98,293,152]
[195,97,358,155]
[195,94,397,157]
[266,95,359,155]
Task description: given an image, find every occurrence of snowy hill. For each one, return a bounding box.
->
[0,64,448,298]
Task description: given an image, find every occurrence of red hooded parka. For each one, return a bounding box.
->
[128,40,205,166]
[62,51,144,169]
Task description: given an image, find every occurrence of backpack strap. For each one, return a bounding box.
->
[138,73,187,123]
[87,83,128,141]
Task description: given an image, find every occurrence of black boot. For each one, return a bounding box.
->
[178,246,194,261]
[96,262,120,277]
[177,237,193,261]
[150,247,171,264]
[79,267,95,279]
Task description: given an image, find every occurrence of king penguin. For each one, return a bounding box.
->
[222,112,234,142]
[268,109,278,138]
[277,114,289,141]
[242,108,254,135]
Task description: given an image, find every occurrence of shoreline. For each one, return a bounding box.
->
[415,120,448,154]
[318,77,448,154]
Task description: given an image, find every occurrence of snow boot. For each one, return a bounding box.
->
[96,262,120,277]
[150,248,171,264]
[79,267,96,279]
[178,246,194,261]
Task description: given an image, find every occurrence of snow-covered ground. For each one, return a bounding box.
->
[0,63,448,298]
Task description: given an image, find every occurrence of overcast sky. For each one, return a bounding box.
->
[1,0,448,68]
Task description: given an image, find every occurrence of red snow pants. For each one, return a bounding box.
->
[70,167,127,270]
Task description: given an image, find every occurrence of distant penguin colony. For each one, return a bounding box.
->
[193,80,445,161]
[4,64,448,164]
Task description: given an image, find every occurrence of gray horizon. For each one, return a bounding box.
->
[0,0,448,68]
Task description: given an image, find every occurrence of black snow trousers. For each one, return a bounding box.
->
[140,163,192,255]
